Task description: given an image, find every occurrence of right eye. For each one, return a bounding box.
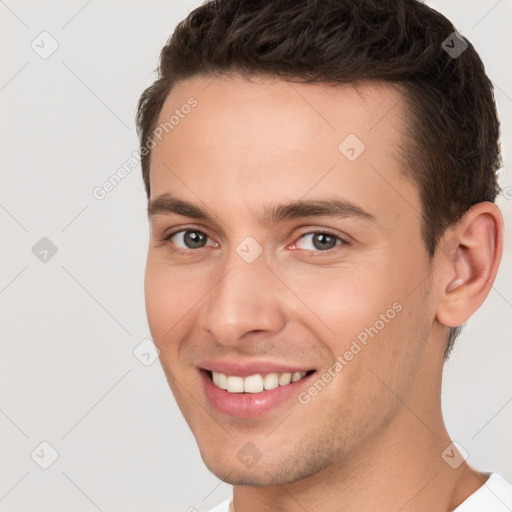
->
[164,228,218,254]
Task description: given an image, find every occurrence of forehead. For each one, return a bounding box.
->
[149,74,418,226]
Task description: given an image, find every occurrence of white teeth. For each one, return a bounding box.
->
[263,373,279,390]
[291,371,303,382]
[278,372,292,385]
[226,376,244,393]
[217,372,227,390]
[244,374,264,393]
[211,370,309,393]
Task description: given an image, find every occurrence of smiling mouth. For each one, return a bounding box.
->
[205,369,316,393]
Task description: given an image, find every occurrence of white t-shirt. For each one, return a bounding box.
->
[454,473,512,511]
[206,473,512,512]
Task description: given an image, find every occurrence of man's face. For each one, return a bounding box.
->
[145,75,439,485]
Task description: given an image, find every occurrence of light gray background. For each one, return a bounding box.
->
[1,1,511,511]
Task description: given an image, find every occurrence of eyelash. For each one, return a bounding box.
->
[162,227,348,256]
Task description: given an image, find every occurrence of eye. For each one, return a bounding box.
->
[162,227,347,256]
[292,231,345,252]
[164,228,217,253]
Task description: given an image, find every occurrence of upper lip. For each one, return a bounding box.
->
[199,359,315,377]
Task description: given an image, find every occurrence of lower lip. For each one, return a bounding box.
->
[200,369,316,418]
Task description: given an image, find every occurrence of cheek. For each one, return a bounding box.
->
[281,262,393,342]
[144,258,202,346]
[284,258,419,372]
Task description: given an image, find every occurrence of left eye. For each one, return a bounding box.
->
[294,231,343,252]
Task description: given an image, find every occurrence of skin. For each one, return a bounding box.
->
[144,74,503,511]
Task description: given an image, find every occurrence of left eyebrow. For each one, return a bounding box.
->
[147,193,377,228]
[261,197,377,226]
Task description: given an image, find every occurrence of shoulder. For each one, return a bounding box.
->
[454,473,512,511]
[203,477,512,512]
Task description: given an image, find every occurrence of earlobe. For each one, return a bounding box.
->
[436,202,503,328]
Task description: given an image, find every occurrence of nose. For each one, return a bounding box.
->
[197,250,287,346]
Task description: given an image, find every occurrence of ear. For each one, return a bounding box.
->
[436,202,503,328]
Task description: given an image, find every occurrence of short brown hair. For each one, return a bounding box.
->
[136,0,501,360]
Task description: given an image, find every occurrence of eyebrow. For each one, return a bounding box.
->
[147,193,377,228]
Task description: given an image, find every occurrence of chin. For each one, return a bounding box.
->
[199,446,335,488]
[206,463,295,487]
